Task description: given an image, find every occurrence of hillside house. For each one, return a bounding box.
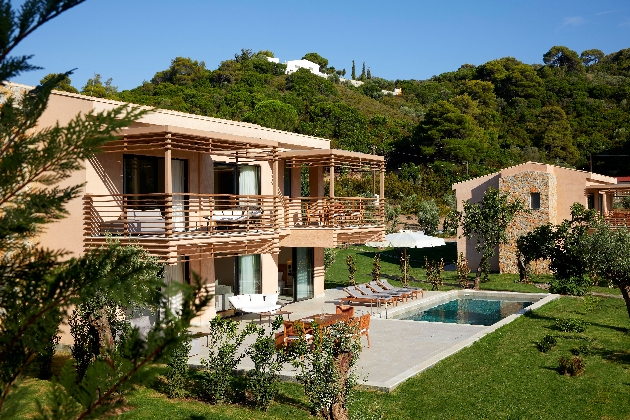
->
[452,162,617,274]
[29,86,385,330]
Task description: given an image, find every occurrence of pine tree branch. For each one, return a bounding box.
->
[75,338,168,420]
[0,1,86,65]
[0,350,34,412]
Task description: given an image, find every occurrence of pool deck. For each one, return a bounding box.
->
[188,288,558,392]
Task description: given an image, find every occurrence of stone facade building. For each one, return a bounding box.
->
[452,162,616,274]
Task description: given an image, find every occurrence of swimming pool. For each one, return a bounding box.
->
[398,297,534,326]
[388,290,547,326]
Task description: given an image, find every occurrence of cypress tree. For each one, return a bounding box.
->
[351,60,356,80]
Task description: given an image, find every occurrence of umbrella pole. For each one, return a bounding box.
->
[403,247,408,287]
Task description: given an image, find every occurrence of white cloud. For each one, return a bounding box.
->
[620,19,630,27]
[595,10,618,16]
[561,16,586,27]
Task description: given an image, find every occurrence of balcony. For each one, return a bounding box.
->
[83,193,279,262]
[282,196,383,228]
[603,210,630,228]
[279,196,385,246]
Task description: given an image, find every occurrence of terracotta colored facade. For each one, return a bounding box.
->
[452,162,616,274]
[25,86,385,331]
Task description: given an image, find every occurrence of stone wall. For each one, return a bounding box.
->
[498,171,556,273]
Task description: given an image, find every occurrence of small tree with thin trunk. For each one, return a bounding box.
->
[346,255,357,286]
[371,253,381,282]
[460,187,524,289]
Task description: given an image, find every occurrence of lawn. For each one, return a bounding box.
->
[12,243,630,419]
[15,296,630,419]
[325,243,551,293]
[351,295,630,419]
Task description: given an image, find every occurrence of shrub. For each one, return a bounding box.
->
[245,317,287,410]
[164,332,192,398]
[346,255,357,286]
[555,317,587,333]
[371,253,381,283]
[425,257,444,291]
[536,334,557,353]
[201,316,257,403]
[549,276,592,296]
[416,199,439,235]
[571,344,591,356]
[293,320,362,419]
[582,295,601,313]
[558,356,585,376]
[456,252,471,289]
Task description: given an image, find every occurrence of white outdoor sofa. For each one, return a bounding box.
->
[228,294,281,319]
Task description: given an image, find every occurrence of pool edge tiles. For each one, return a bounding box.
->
[384,290,557,323]
[372,291,560,392]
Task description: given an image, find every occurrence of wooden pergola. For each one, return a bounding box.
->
[278,149,386,199]
[101,125,282,199]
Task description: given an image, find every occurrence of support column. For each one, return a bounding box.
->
[380,163,385,224]
[329,159,335,198]
[379,163,385,200]
[272,148,279,232]
[164,134,173,236]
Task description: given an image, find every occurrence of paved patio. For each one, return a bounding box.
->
[188,288,558,391]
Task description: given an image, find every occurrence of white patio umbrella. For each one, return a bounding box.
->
[366,230,446,250]
[365,230,446,278]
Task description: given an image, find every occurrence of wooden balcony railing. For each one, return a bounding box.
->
[283,196,384,228]
[604,210,630,228]
[83,193,278,238]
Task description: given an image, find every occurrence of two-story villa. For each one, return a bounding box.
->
[32,87,385,325]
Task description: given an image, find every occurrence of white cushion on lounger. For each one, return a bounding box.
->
[249,294,264,304]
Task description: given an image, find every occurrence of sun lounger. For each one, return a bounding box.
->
[341,287,397,307]
[377,279,424,298]
[367,281,414,301]
[355,283,405,304]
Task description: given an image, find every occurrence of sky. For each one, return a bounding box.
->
[10,0,630,91]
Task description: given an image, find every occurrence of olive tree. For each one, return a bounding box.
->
[460,187,524,289]
[583,223,630,319]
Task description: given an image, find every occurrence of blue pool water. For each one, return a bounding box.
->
[399,298,535,326]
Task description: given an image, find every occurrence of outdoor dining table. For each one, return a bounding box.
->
[299,313,350,329]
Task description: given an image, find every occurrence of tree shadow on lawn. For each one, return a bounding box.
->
[591,347,630,367]
[523,310,630,334]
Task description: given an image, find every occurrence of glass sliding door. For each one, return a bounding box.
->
[163,258,188,315]
[237,254,261,295]
[238,165,260,195]
[172,159,186,232]
[294,247,314,301]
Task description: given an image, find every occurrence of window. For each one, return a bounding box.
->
[236,254,261,295]
[530,192,541,210]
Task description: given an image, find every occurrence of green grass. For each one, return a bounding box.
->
[325,243,550,293]
[16,296,630,419]
[348,296,630,420]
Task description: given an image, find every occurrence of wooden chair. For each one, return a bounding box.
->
[282,320,313,347]
[359,313,371,348]
[335,304,355,320]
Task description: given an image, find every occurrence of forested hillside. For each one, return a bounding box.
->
[53,47,630,210]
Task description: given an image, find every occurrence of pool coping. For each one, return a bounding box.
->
[365,290,559,391]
